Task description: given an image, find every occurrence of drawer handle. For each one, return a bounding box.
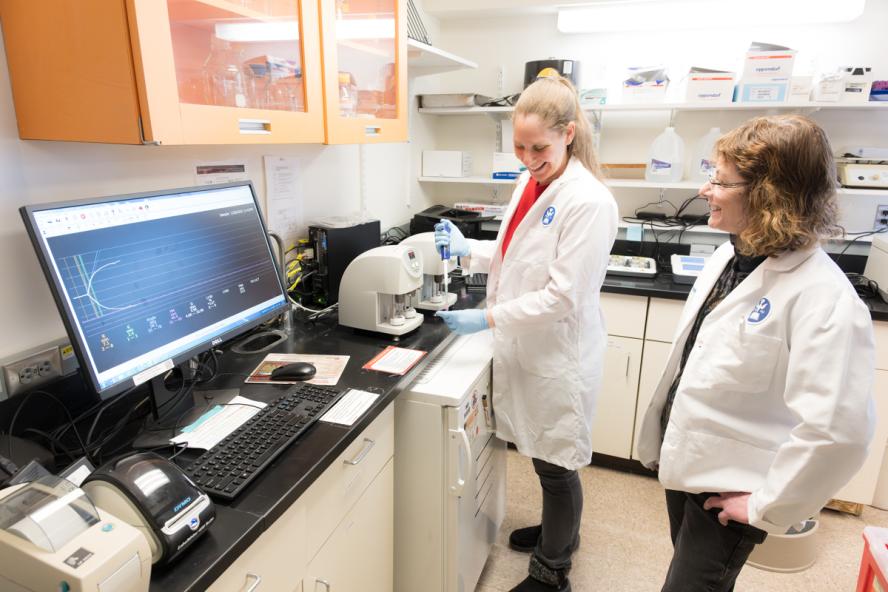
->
[239,119,272,134]
[343,438,375,465]
[242,573,261,591]
[315,578,331,591]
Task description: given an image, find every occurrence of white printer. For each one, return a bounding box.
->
[0,475,151,592]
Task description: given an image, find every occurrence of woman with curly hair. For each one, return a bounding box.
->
[636,114,876,592]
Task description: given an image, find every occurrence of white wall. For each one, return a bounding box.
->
[416,2,888,230]
[0,25,419,360]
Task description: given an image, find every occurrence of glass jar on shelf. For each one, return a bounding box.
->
[338,71,358,117]
[203,37,248,108]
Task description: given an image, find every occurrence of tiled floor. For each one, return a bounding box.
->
[475,449,887,591]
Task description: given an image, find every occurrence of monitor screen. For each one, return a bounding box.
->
[20,182,288,398]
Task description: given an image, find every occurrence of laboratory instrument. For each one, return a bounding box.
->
[0,475,152,592]
[524,59,580,87]
[181,383,344,500]
[400,233,458,311]
[338,245,424,336]
[307,219,380,306]
[864,234,888,300]
[671,254,710,284]
[607,255,658,278]
[837,160,888,189]
[82,452,215,565]
[19,182,289,401]
[395,331,506,592]
[409,204,494,240]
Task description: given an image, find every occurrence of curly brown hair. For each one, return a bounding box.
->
[716,114,842,257]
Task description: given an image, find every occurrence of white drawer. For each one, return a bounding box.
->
[600,293,647,339]
[303,403,394,562]
[874,321,888,371]
[208,496,306,591]
[645,298,685,343]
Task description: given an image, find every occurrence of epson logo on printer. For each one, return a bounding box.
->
[174,497,193,513]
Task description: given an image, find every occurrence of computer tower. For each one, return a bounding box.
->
[308,220,380,306]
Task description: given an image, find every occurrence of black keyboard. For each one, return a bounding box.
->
[183,383,344,500]
[465,273,488,291]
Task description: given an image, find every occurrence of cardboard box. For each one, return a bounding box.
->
[812,73,844,102]
[742,46,795,80]
[790,76,813,101]
[843,67,873,103]
[422,151,472,177]
[735,79,789,103]
[491,152,525,179]
[685,68,735,103]
[454,202,508,220]
[623,84,668,104]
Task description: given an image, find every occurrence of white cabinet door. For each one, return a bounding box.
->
[303,459,394,592]
[632,340,672,460]
[834,369,888,504]
[592,336,643,458]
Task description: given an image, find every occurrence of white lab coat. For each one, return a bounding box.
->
[465,157,618,470]
[636,241,876,534]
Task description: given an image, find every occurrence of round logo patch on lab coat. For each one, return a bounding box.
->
[542,206,556,225]
[747,298,771,325]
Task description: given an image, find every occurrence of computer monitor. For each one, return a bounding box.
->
[20,182,289,400]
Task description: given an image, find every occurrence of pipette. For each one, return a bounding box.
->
[439,220,450,310]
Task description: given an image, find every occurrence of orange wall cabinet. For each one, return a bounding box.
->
[0,0,326,144]
[317,0,407,143]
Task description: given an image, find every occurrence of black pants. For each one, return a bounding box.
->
[532,458,582,572]
[662,489,768,592]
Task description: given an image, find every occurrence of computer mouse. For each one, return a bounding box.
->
[270,362,317,381]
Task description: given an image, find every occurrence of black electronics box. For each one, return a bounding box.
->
[409,205,496,240]
[308,220,380,306]
[524,59,580,88]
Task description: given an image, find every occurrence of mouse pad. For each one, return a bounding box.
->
[245,353,350,386]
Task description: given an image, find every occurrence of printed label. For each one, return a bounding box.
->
[650,159,672,175]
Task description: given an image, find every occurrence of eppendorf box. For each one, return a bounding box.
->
[422,150,472,177]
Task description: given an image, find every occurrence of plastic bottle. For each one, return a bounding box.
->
[645,127,686,183]
[691,127,721,183]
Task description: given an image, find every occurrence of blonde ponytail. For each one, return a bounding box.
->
[513,76,601,178]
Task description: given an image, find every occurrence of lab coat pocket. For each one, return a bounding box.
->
[515,320,570,378]
[691,329,783,394]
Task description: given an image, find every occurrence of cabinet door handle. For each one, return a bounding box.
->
[241,573,261,592]
[315,578,331,591]
[343,438,375,465]
[625,354,631,378]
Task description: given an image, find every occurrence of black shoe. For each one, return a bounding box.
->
[508,525,580,554]
[508,575,572,592]
[509,525,542,552]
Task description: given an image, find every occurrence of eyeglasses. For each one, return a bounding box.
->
[707,174,749,189]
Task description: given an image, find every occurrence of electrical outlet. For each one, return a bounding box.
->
[875,204,888,231]
[2,346,63,398]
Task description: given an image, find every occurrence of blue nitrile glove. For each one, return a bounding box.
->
[433,219,470,258]
[435,309,488,335]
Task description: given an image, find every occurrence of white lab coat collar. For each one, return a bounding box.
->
[675,242,820,342]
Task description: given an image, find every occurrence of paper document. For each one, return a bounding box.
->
[170,396,267,450]
[321,389,379,426]
[245,353,349,386]
[363,346,427,375]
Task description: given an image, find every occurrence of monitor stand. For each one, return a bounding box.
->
[131,367,203,450]
[230,329,288,354]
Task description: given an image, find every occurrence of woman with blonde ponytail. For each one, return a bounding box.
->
[434,75,618,592]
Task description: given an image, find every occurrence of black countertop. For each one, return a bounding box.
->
[150,289,483,591]
[602,273,888,321]
[151,270,886,590]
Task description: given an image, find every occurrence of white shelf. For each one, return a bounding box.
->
[419,101,888,115]
[418,175,514,185]
[607,179,701,190]
[406,39,477,76]
[838,187,888,197]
